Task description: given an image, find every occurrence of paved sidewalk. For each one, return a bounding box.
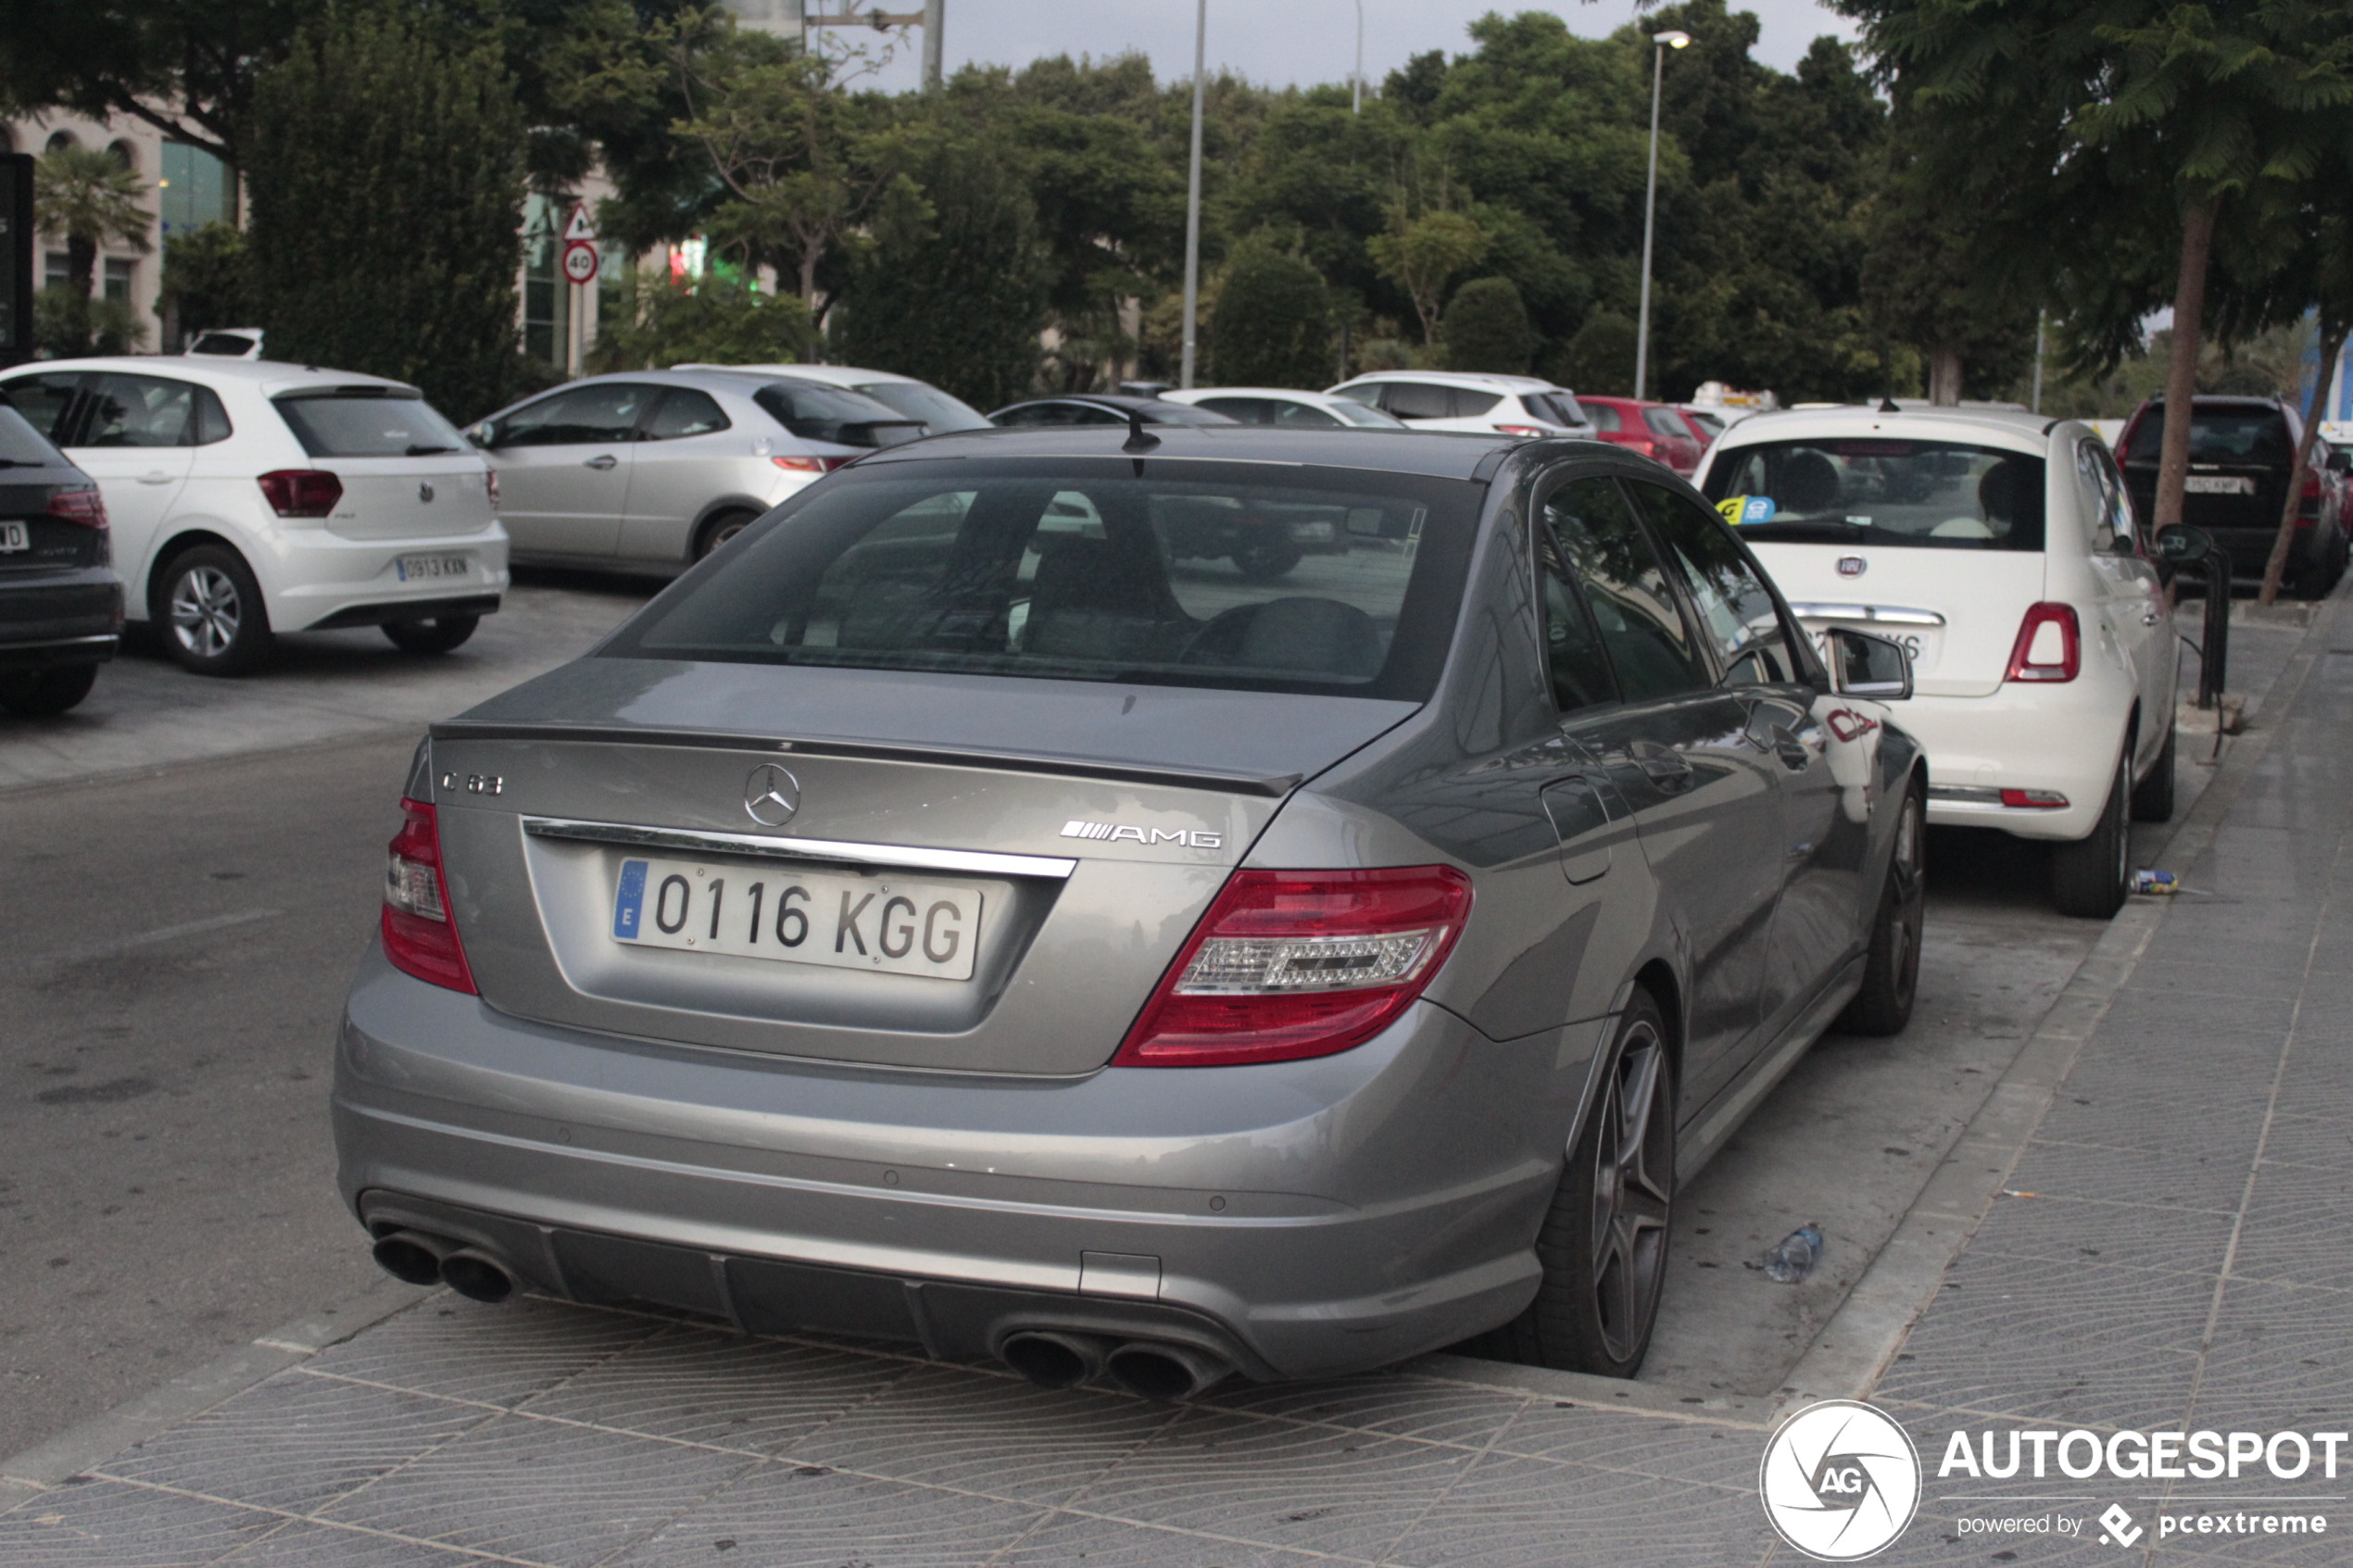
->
[4,606,2348,1565]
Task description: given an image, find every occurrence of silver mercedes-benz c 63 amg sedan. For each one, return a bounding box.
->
[335,422,1925,1396]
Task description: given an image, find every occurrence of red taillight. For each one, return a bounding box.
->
[47,485,107,529]
[2004,602,2081,684]
[258,469,344,518]
[1113,866,1472,1067]
[382,798,477,994]
[484,470,500,511]
[2297,470,2321,524]
[773,455,852,474]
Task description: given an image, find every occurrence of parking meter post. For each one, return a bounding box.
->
[2199,547,2231,710]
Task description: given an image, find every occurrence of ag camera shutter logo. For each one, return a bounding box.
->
[1760,1400,1922,1560]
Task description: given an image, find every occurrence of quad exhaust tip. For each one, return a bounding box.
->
[999,1330,1230,1400]
[369,1229,516,1302]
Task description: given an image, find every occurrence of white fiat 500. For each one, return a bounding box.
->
[1695,406,2177,917]
[0,358,507,674]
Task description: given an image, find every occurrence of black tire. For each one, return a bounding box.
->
[1230,539,1302,581]
[1492,991,1675,1377]
[2051,743,2132,919]
[1836,778,1924,1036]
[154,544,272,675]
[695,509,760,561]
[382,615,480,656]
[2130,720,2176,822]
[0,663,100,717]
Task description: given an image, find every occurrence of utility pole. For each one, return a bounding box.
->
[2031,311,2046,414]
[1633,29,1689,402]
[1352,0,1363,114]
[922,0,943,91]
[1179,0,1206,389]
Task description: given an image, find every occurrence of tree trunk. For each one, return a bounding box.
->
[2152,199,2220,535]
[2259,320,2349,606]
[67,236,97,299]
[1927,341,1964,406]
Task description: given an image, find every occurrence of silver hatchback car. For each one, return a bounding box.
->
[336,425,1924,1394]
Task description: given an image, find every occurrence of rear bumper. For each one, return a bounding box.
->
[333,947,1598,1380]
[0,571,124,667]
[308,594,500,631]
[1899,686,2133,841]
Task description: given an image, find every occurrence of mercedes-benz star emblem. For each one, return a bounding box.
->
[418,481,435,503]
[743,763,801,827]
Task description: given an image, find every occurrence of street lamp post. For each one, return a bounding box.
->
[1353,0,1363,113]
[1633,29,1690,403]
[1179,0,1207,389]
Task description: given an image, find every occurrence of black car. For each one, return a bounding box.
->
[2115,395,2349,596]
[0,397,122,716]
[987,394,1239,429]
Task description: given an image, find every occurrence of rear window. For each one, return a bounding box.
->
[0,404,62,467]
[1703,438,2047,551]
[1529,392,1588,427]
[852,382,991,433]
[276,392,467,457]
[2122,406,2291,467]
[606,458,1478,701]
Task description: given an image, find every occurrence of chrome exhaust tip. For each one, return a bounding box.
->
[1103,1341,1231,1401]
[1000,1331,1107,1390]
[370,1230,450,1286]
[437,1249,516,1303]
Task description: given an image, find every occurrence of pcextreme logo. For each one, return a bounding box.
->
[1760,1401,1923,1561]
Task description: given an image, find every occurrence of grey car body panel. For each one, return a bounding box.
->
[340,426,1921,1379]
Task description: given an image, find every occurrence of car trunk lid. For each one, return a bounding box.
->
[1747,541,2045,697]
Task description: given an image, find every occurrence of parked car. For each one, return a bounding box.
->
[1327,370,1599,439]
[469,370,923,571]
[1160,386,1408,429]
[988,393,1238,428]
[2113,395,2349,597]
[1678,406,1730,445]
[0,398,121,716]
[674,363,992,435]
[1697,405,2177,917]
[1578,395,1707,475]
[0,358,505,675]
[338,422,1925,1391]
[185,328,265,359]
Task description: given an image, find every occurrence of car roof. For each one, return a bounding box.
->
[673,362,920,386]
[850,422,1523,480]
[1331,370,1558,393]
[1163,387,1342,403]
[11,357,423,399]
[999,393,1169,410]
[1709,403,2056,454]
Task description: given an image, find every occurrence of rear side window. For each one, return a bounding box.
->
[2,374,87,443]
[277,394,467,457]
[642,388,731,440]
[1703,439,2047,552]
[1451,389,1503,418]
[1625,479,1803,685]
[1586,403,1624,433]
[1541,476,1711,701]
[608,458,1478,701]
[1530,392,1588,427]
[191,387,233,445]
[1381,382,1454,420]
[1643,408,1690,437]
[82,373,200,448]
[2123,406,2291,467]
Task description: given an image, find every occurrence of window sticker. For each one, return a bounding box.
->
[1716,495,1778,527]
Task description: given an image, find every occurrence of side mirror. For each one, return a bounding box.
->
[1825,625,1912,701]
[2155,524,2211,565]
[467,421,496,449]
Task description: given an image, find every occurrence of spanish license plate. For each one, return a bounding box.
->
[611,857,982,980]
[2183,475,2255,495]
[396,553,469,582]
[0,521,26,553]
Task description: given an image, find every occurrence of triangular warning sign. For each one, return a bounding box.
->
[563,203,596,242]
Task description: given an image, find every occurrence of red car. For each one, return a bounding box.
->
[1577,395,1706,475]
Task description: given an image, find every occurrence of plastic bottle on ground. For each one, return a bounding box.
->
[1763,1223,1824,1283]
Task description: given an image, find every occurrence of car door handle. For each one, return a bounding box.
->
[138,470,173,484]
[584,455,618,470]
[1629,742,1694,792]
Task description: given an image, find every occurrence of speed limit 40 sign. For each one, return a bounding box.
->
[560,240,598,285]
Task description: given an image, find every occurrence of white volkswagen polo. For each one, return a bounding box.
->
[0,358,508,674]
[1695,406,2177,917]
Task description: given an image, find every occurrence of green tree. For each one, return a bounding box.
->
[832,129,1047,410]
[1441,275,1536,373]
[588,270,811,371]
[1207,240,1331,388]
[1370,207,1489,345]
[245,6,527,421]
[157,220,255,346]
[1861,133,2036,403]
[31,144,152,357]
[1556,311,1638,395]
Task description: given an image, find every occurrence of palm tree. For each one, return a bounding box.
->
[35,144,152,302]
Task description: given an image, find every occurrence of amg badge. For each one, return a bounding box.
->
[1062,820,1222,849]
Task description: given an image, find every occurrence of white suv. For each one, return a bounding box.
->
[1695,406,2178,917]
[1327,370,1598,438]
[0,358,506,674]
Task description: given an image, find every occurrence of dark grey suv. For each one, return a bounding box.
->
[0,398,121,716]
[336,426,1924,1394]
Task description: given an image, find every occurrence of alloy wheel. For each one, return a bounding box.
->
[170,566,242,659]
[1590,1019,1673,1363]
[1889,792,1924,995]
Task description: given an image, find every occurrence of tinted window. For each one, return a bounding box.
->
[1,374,86,443]
[1382,382,1454,420]
[1529,392,1587,427]
[496,383,655,446]
[1643,408,1690,437]
[1627,480,1800,685]
[82,373,197,447]
[852,381,991,433]
[1586,403,1624,433]
[1451,389,1503,418]
[276,394,466,457]
[1686,409,1725,437]
[1703,439,2047,552]
[1199,397,1277,425]
[0,404,62,466]
[191,386,233,445]
[189,332,255,356]
[643,388,731,440]
[1542,476,1711,700]
[2123,406,2291,467]
[1538,526,1618,711]
[991,403,1059,427]
[609,458,1476,701]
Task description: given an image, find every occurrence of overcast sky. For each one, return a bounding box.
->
[824,2,1862,96]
